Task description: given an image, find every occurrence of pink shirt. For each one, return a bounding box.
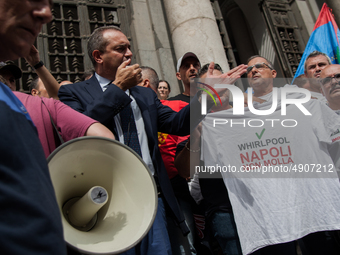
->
[14,92,97,157]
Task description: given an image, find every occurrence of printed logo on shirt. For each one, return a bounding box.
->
[331,128,340,137]
[331,128,340,143]
[158,132,168,145]
[238,136,294,170]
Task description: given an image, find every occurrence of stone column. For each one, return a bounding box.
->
[163,0,230,73]
[326,0,340,30]
[129,0,181,96]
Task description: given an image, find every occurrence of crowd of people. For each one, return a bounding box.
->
[1,1,340,255]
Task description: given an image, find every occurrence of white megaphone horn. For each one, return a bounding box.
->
[47,137,157,254]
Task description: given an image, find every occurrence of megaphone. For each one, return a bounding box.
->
[47,137,157,254]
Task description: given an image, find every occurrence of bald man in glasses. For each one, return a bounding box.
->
[246,55,277,101]
[200,55,340,255]
[320,64,340,114]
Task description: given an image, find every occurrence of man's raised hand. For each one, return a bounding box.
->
[24,45,41,67]
[206,62,247,84]
[113,59,143,91]
[202,62,247,106]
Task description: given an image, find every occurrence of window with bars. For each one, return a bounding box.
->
[14,0,131,92]
[261,0,306,78]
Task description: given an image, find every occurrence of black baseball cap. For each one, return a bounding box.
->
[0,62,22,79]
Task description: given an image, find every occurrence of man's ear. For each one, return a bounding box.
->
[272,69,277,78]
[143,79,150,88]
[176,72,182,81]
[31,89,39,96]
[92,50,103,64]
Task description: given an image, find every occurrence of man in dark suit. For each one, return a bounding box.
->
[58,25,203,255]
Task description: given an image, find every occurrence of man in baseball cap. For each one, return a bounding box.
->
[0,61,22,91]
[163,52,200,254]
[168,52,200,103]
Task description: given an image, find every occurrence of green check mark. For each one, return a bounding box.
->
[255,128,265,139]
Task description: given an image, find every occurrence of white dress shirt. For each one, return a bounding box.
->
[95,73,155,174]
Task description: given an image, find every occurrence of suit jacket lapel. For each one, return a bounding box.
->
[84,75,120,138]
[84,75,104,99]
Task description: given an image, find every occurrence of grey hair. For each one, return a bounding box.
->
[87,26,122,66]
[304,51,331,71]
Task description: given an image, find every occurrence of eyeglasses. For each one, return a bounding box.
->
[320,73,340,86]
[246,63,273,74]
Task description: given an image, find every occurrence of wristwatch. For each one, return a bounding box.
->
[33,61,44,70]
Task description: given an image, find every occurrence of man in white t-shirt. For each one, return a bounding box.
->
[202,55,340,255]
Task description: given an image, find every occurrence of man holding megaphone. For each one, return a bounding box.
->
[59,26,206,254]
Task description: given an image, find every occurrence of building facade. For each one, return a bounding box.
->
[14,0,339,96]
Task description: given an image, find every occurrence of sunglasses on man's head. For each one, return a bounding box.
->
[319,73,340,86]
[246,63,273,74]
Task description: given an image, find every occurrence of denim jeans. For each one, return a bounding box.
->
[209,211,242,255]
[122,197,172,255]
[167,197,197,255]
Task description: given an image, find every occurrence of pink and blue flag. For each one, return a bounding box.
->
[294,3,340,79]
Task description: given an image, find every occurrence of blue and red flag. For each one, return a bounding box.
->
[294,3,340,79]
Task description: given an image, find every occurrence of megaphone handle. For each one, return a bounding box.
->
[67,186,108,228]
